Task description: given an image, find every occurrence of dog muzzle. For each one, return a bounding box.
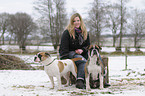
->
[34,56,41,62]
[90,49,99,57]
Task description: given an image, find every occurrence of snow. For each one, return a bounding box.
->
[0,45,145,95]
[102,47,145,53]
[0,55,145,96]
[1,45,145,53]
[0,45,54,52]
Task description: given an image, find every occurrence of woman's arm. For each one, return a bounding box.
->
[82,33,90,53]
[59,30,70,59]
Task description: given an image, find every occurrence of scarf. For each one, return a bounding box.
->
[75,28,84,45]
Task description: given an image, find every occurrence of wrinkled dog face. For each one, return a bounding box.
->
[88,45,102,57]
[34,52,50,62]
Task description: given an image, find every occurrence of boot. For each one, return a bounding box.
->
[76,79,86,89]
[104,76,111,88]
[103,68,111,88]
[104,82,111,88]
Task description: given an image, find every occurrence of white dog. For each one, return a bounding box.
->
[34,52,81,89]
[85,45,104,90]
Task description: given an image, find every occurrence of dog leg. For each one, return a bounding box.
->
[71,69,77,85]
[56,75,62,90]
[63,72,70,86]
[71,70,77,79]
[86,73,91,90]
[99,73,104,89]
[49,76,54,89]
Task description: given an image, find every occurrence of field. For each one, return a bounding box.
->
[0,45,145,96]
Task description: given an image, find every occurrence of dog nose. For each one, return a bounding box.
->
[34,57,37,61]
[93,50,97,55]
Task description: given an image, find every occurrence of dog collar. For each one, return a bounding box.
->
[45,58,57,66]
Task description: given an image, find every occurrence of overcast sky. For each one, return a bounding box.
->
[0,0,145,19]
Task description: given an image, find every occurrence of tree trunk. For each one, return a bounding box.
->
[113,35,116,47]
[119,0,123,51]
[2,36,4,44]
[134,35,137,48]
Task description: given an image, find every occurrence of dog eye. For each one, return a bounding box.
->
[34,57,37,60]
[90,48,93,50]
[38,54,42,58]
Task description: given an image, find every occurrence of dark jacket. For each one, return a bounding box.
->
[59,29,90,59]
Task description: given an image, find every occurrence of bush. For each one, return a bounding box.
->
[0,54,33,70]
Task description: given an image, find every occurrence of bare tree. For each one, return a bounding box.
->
[87,0,106,46]
[53,0,67,49]
[34,0,67,49]
[9,12,37,51]
[105,4,120,47]
[0,13,10,44]
[129,9,145,50]
[117,0,129,51]
[35,17,50,43]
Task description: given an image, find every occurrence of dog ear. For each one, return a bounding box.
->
[88,45,93,50]
[45,52,50,56]
[95,45,102,50]
[98,46,102,50]
[85,45,90,50]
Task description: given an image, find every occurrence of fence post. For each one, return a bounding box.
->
[125,46,128,70]
[21,48,23,54]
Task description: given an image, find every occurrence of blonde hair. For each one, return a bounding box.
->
[66,13,87,40]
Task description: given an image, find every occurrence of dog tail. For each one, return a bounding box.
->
[71,58,82,61]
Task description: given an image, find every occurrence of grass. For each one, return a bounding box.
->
[100,91,114,94]
[1,49,145,56]
[12,85,35,89]
[100,51,145,56]
[70,91,97,95]
[1,44,145,56]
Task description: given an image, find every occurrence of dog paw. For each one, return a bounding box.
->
[99,87,104,90]
[57,89,65,91]
[86,88,91,91]
[86,87,91,91]
[64,85,68,87]
[50,87,54,90]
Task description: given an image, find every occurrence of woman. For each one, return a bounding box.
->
[59,13,90,89]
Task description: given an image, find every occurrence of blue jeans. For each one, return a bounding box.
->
[69,51,87,80]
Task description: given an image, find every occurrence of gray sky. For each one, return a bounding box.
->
[0,0,144,19]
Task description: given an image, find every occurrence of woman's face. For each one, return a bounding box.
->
[73,17,81,28]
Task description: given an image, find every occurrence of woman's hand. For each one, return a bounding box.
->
[75,49,83,54]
